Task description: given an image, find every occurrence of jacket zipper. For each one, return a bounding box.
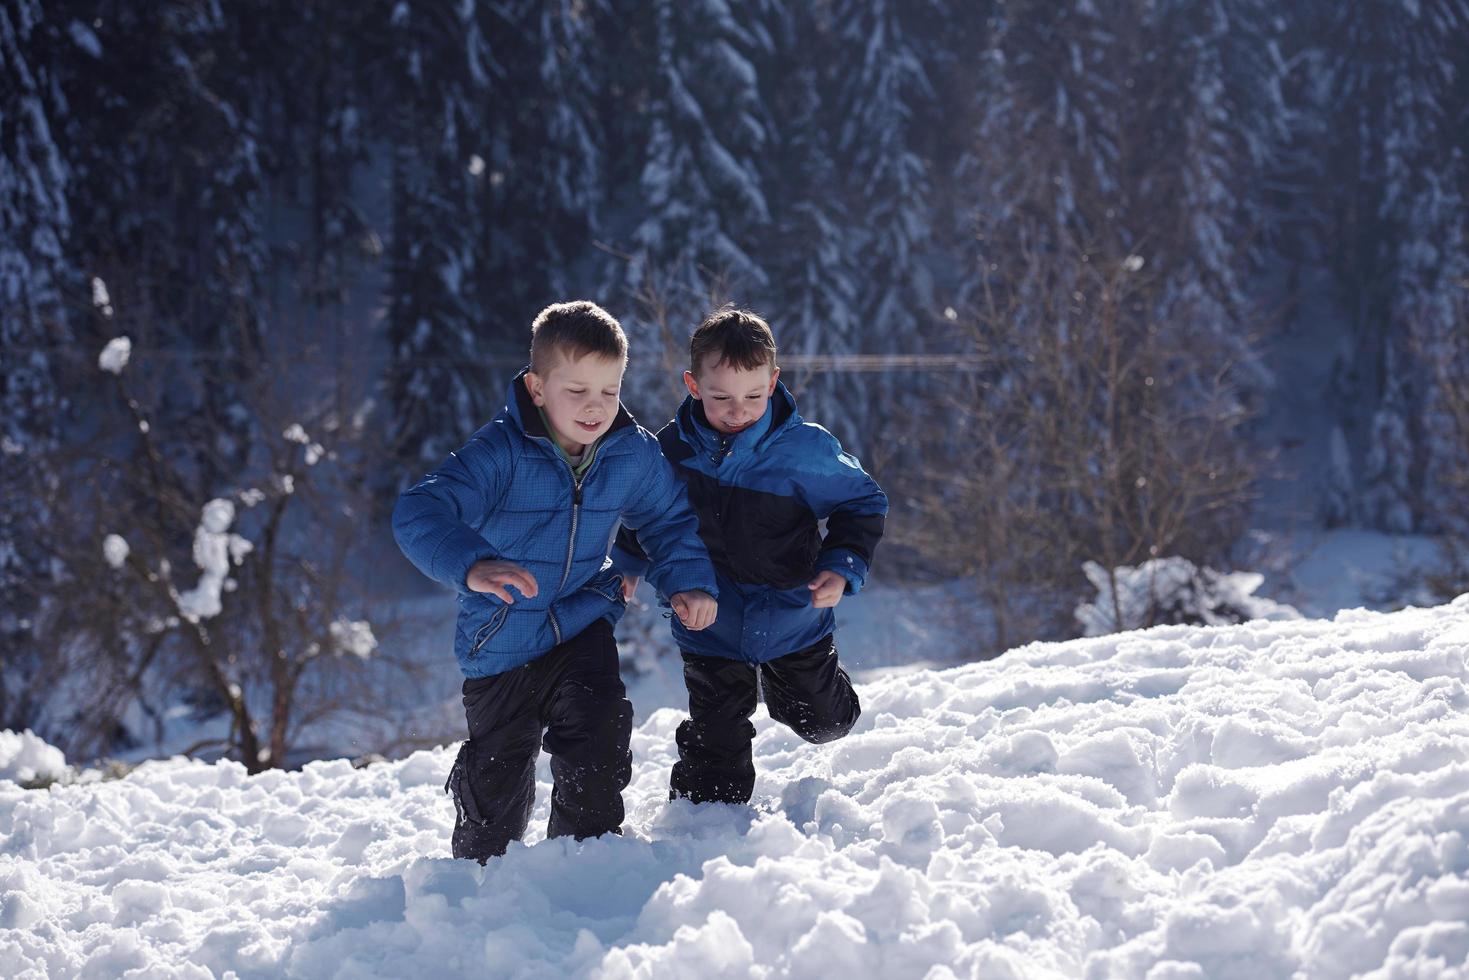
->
[549,473,585,646]
[469,605,509,654]
[556,475,584,594]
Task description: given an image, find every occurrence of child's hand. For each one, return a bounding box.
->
[807,570,847,608]
[466,560,539,603]
[620,574,640,602]
[670,590,717,630]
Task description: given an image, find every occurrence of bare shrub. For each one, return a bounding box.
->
[22,330,432,771]
[894,229,1261,656]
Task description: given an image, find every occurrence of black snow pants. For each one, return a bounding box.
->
[444,618,633,862]
[669,634,860,805]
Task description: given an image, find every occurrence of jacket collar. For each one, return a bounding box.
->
[676,379,800,459]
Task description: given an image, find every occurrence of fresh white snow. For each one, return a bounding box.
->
[0,732,67,787]
[1075,556,1301,636]
[90,277,113,318]
[102,533,129,570]
[282,424,325,465]
[2,596,1467,978]
[97,335,130,373]
[328,618,378,660]
[172,499,253,624]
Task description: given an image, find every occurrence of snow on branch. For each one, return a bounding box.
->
[173,499,254,622]
[0,729,68,785]
[91,277,114,317]
[329,619,378,659]
[283,423,325,465]
[98,336,131,374]
[1076,556,1300,636]
[103,534,129,569]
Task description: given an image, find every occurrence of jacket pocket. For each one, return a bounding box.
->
[580,567,626,605]
[469,604,511,654]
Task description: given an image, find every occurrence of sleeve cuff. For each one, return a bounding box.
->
[650,558,719,601]
[816,549,868,595]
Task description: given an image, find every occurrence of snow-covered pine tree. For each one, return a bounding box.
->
[968,0,1283,419]
[1317,0,1469,531]
[765,72,858,419]
[1130,0,1285,390]
[56,1,267,480]
[828,0,940,327]
[821,0,947,454]
[1430,22,1469,543]
[961,0,1127,440]
[1,0,70,350]
[463,0,608,363]
[1384,3,1469,533]
[0,0,73,730]
[971,0,1123,258]
[235,2,381,314]
[381,0,495,466]
[757,3,860,431]
[613,0,776,413]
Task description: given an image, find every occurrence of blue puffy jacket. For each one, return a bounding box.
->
[613,382,887,663]
[393,369,718,678]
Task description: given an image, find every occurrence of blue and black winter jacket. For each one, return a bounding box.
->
[393,369,718,678]
[612,381,887,663]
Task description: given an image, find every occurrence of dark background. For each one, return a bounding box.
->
[4,0,1467,766]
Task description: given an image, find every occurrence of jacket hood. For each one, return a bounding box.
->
[675,379,801,453]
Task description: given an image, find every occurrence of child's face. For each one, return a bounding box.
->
[685,357,779,435]
[525,352,625,455]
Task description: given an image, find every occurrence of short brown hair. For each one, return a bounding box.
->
[530,301,628,374]
[689,305,777,376]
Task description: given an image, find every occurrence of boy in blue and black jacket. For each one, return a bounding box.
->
[613,306,887,805]
[393,301,718,861]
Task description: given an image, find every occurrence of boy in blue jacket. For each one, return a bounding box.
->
[613,306,887,805]
[393,301,718,861]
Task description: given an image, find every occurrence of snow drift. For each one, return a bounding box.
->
[2,596,1468,978]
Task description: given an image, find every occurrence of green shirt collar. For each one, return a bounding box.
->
[536,407,601,477]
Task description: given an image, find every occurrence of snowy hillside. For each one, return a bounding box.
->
[3,597,1468,978]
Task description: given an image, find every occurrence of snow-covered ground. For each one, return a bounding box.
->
[1276,528,1444,619]
[93,518,1422,771]
[4,596,1468,977]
